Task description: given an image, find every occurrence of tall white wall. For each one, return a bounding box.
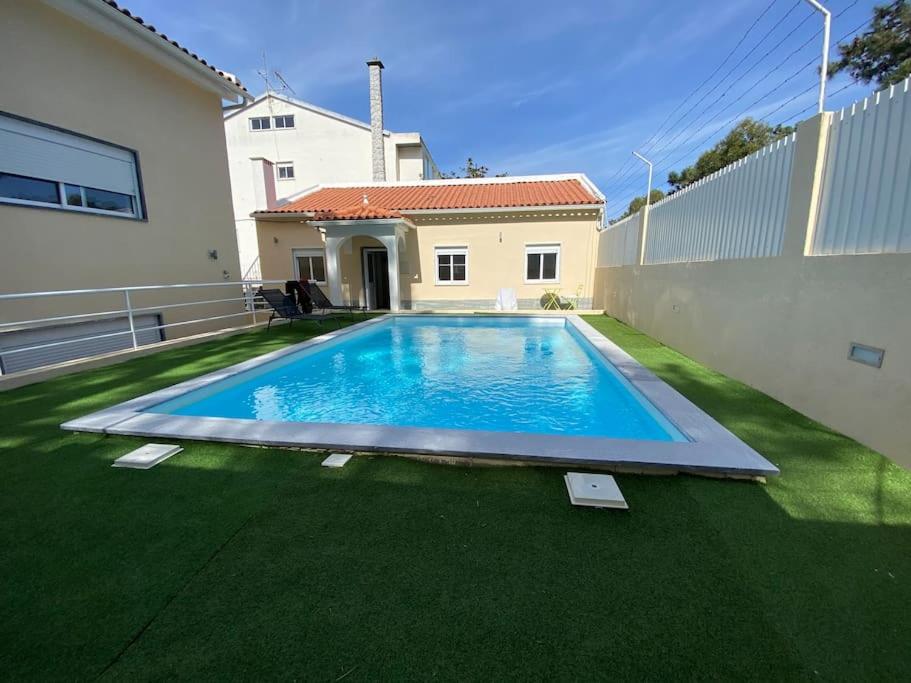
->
[644,135,796,264]
[595,106,911,468]
[812,78,911,255]
[599,212,640,267]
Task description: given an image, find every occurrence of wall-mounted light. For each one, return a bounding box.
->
[207,249,218,260]
[222,269,230,280]
[273,236,279,244]
[848,343,884,368]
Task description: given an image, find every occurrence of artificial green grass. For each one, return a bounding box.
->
[0,315,908,680]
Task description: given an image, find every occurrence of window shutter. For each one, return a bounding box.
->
[0,115,139,197]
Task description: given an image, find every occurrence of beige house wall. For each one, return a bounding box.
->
[0,1,245,337]
[255,211,601,309]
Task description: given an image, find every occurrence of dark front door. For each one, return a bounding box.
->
[363,248,390,310]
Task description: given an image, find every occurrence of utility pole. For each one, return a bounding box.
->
[632,151,654,208]
[804,0,831,114]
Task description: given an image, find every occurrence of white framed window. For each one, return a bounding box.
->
[0,113,142,219]
[435,246,468,285]
[292,249,327,284]
[273,115,295,129]
[525,244,560,283]
[249,116,271,131]
[276,162,295,180]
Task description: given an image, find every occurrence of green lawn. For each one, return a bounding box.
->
[1,315,909,680]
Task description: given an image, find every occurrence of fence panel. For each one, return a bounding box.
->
[598,212,640,267]
[813,78,911,255]
[643,133,796,264]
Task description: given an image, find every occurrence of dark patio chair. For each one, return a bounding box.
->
[302,282,367,318]
[258,288,341,331]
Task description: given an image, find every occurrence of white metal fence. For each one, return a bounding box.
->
[643,133,796,264]
[599,212,641,267]
[813,78,911,255]
[0,280,284,375]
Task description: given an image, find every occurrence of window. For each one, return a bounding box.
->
[273,115,295,129]
[0,113,143,218]
[435,247,468,285]
[292,249,327,284]
[525,244,560,282]
[249,116,271,131]
[276,162,295,180]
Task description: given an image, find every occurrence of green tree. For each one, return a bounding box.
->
[667,118,795,190]
[611,189,665,224]
[441,157,508,178]
[829,1,911,87]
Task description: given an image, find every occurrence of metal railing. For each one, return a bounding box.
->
[0,280,286,375]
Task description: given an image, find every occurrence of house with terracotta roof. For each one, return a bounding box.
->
[0,0,251,370]
[252,174,605,311]
[224,59,440,280]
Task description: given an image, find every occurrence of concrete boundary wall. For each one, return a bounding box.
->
[595,111,911,467]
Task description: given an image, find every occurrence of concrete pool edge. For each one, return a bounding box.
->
[61,313,780,478]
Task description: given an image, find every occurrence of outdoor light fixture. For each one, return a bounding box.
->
[208,249,218,260]
[848,343,884,368]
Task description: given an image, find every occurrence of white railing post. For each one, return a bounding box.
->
[123,289,138,349]
[246,283,257,324]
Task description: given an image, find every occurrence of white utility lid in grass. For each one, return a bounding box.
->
[564,472,628,509]
[112,444,183,470]
[321,453,353,468]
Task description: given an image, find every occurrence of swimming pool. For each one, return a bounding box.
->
[63,315,779,477]
[150,316,685,442]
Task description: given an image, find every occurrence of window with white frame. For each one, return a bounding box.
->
[276,162,295,180]
[273,115,295,129]
[0,113,142,218]
[435,246,468,284]
[292,249,327,284]
[249,116,271,131]
[525,244,560,282]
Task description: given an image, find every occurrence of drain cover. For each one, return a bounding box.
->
[564,472,628,509]
[112,444,182,470]
[321,453,353,468]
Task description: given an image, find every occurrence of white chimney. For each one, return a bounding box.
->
[367,57,386,181]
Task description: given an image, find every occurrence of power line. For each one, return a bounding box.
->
[607,6,871,215]
[600,0,782,189]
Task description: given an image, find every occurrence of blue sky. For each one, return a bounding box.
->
[130,0,880,215]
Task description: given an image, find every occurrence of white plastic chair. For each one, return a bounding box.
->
[495,288,518,311]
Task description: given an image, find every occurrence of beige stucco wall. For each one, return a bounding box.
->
[594,255,911,467]
[256,211,601,309]
[0,1,244,336]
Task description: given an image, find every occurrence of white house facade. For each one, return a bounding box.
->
[224,60,440,279]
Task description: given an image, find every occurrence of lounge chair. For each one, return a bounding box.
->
[258,288,341,330]
[302,282,366,318]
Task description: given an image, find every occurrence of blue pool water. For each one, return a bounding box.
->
[150,317,685,442]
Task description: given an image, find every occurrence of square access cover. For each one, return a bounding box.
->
[321,453,353,468]
[564,472,628,509]
[112,444,183,470]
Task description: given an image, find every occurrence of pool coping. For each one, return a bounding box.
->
[61,314,779,478]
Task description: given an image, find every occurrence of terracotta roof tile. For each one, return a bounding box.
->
[259,178,601,215]
[313,202,403,221]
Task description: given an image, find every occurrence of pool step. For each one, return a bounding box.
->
[564,472,628,509]
[112,443,183,470]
